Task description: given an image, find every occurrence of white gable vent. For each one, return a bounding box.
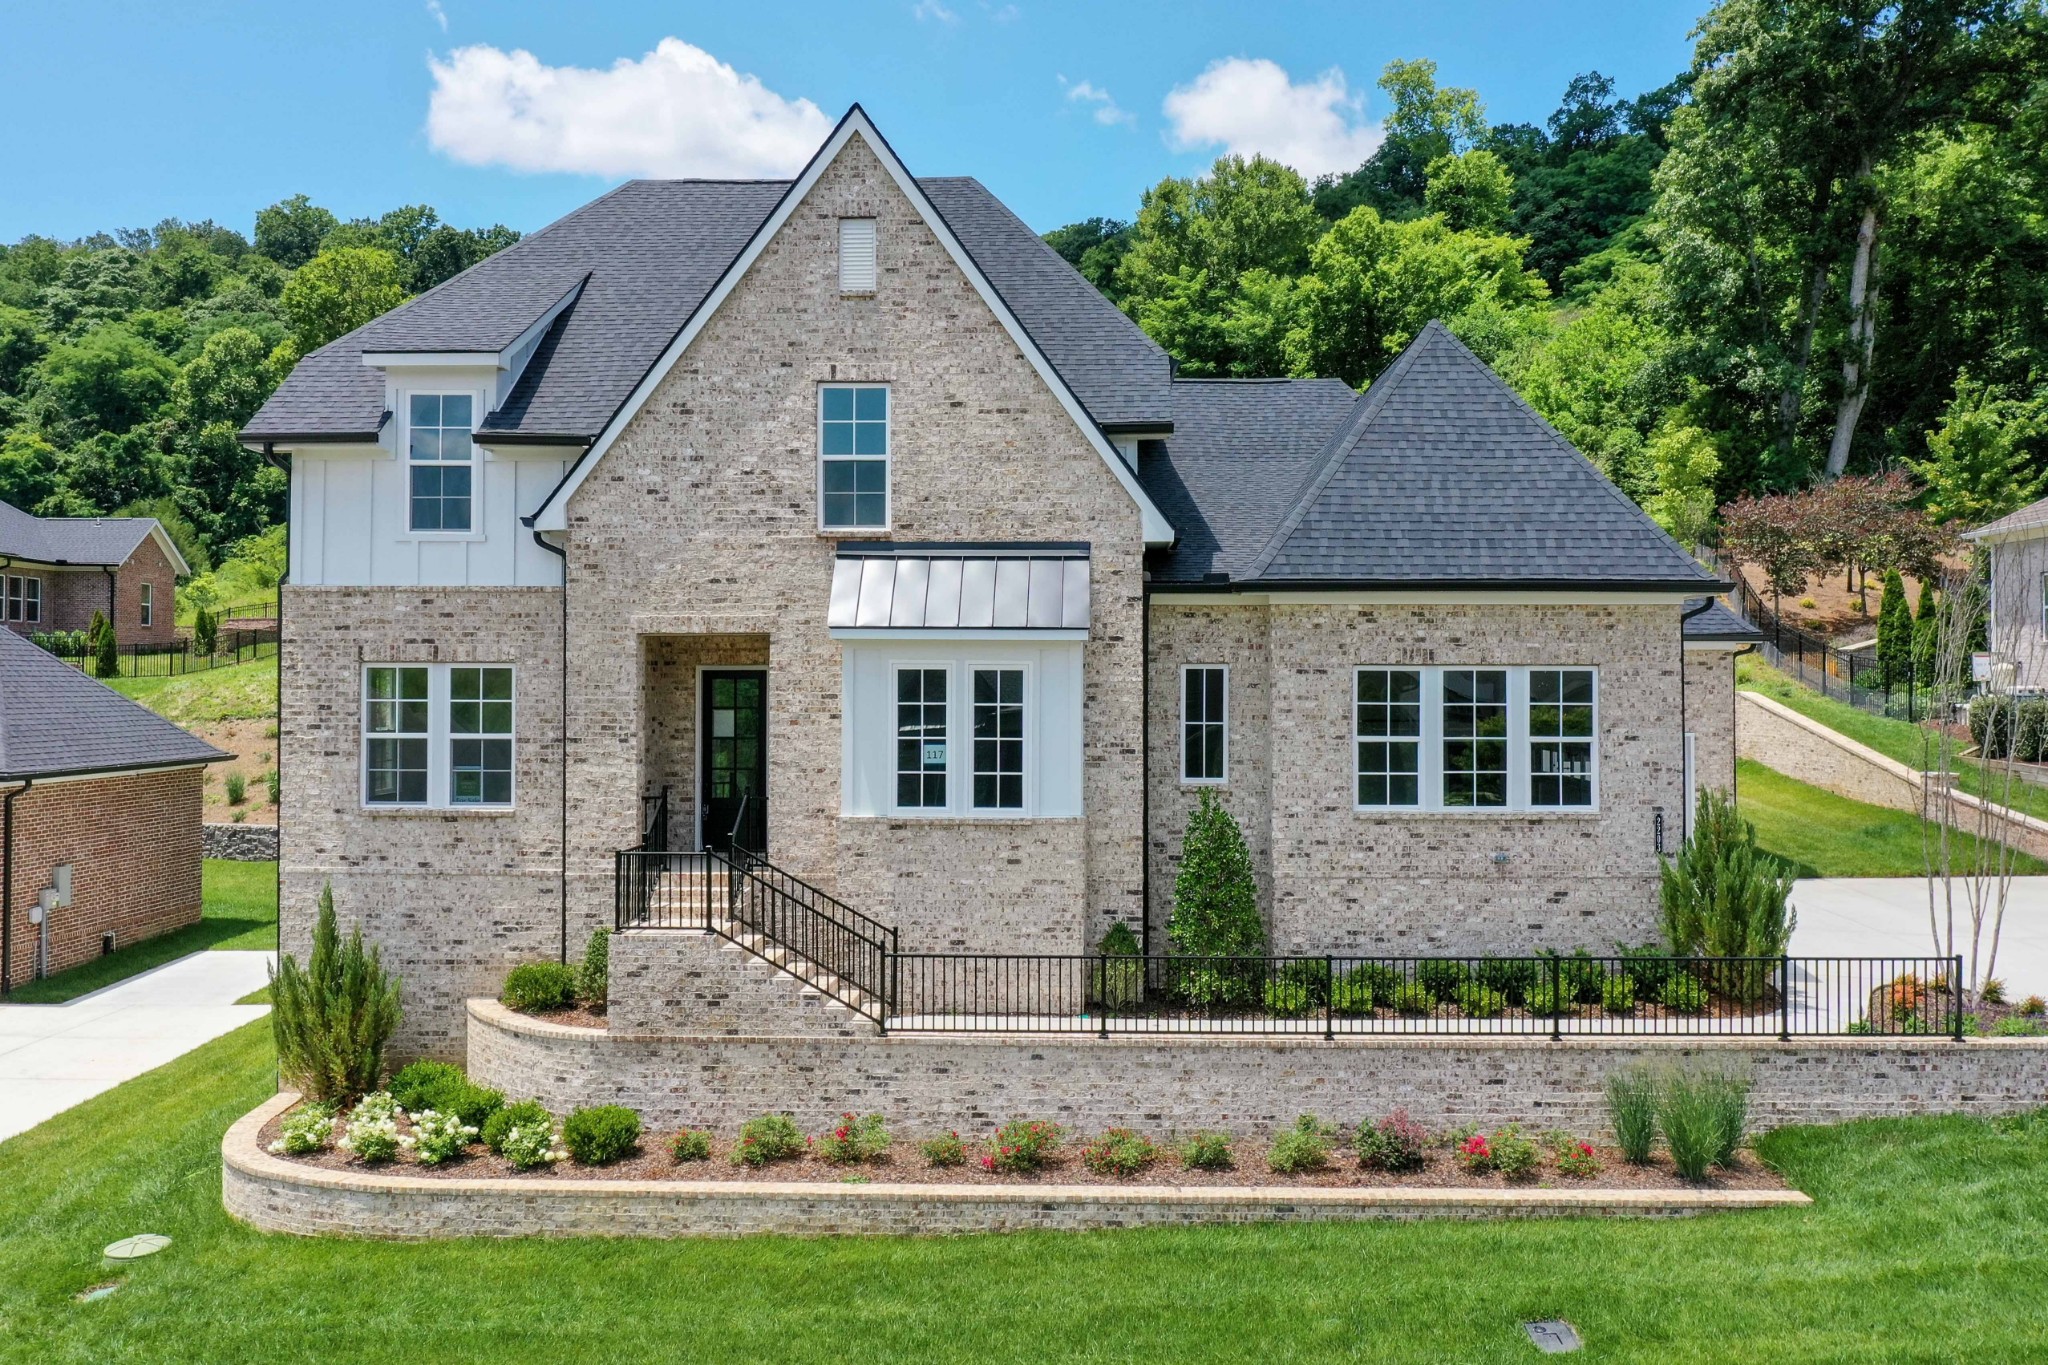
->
[839,218,877,294]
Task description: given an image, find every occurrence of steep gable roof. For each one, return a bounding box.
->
[1229,322,1718,591]
[0,630,227,780]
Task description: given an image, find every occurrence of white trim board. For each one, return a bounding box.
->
[526,106,1174,546]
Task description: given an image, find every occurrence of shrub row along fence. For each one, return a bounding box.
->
[890,952,1964,1038]
[34,598,279,678]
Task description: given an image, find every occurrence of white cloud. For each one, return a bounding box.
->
[913,0,959,22]
[1062,78,1132,126]
[982,2,1020,20]
[425,0,447,33]
[425,38,832,179]
[1162,57,1381,178]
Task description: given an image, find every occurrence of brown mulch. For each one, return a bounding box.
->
[258,1106,1787,1192]
[512,1004,608,1029]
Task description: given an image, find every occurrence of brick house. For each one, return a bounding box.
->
[0,499,188,649]
[245,108,1756,1056]
[0,629,227,994]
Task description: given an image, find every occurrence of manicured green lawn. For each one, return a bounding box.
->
[1737,655,2048,822]
[3,1023,2048,1363]
[1,860,275,1005]
[1737,760,2047,879]
[105,654,277,725]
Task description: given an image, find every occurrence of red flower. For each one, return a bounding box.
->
[979,1155,995,1171]
[1460,1135,1490,1157]
[834,1127,849,1140]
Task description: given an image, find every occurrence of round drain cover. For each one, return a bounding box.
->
[103,1234,171,1261]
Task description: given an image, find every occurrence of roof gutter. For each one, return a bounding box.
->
[476,431,595,449]
[1155,576,1736,595]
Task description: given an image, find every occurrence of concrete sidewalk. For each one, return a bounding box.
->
[0,950,272,1143]
[1792,877,2048,997]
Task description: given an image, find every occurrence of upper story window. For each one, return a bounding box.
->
[139,582,153,627]
[363,662,514,809]
[819,384,889,530]
[1354,666,1598,813]
[5,575,41,624]
[407,393,476,533]
[1181,665,1227,784]
[838,218,877,293]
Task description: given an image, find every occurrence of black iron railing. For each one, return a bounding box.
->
[32,597,280,679]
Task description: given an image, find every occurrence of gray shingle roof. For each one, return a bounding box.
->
[1141,379,1363,583]
[1208,322,1719,591]
[0,630,228,779]
[244,176,1171,445]
[1964,494,2048,541]
[0,500,163,567]
[1683,598,1763,642]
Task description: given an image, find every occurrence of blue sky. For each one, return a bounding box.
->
[1,0,1707,244]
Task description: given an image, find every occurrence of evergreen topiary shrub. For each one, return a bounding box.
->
[1660,789,1796,1002]
[1876,568,1913,688]
[502,961,578,1013]
[577,928,610,1007]
[269,883,403,1103]
[1090,921,1144,1008]
[193,605,220,657]
[1167,790,1266,1005]
[88,609,118,679]
[562,1105,642,1165]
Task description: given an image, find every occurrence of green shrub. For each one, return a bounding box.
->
[1475,956,1539,1004]
[1659,972,1709,1013]
[1168,790,1265,1004]
[814,1112,889,1164]
[1877,567,1913,687]
[269,1103,335,1156]
[561,1105,641,1165]
[192,605,219,656]
[1455,981,1506,1018]
[1080,1128,1157,1177]
[919,1131,967,1167]
[669,1129,713,1162]
[1659,789,1797,998]
[1455,1132,1493,1172]
[1615,942,1678,995]
[1524,978,1572,1017]
[482,1099,552,1154]
[338,1100,407,1164]
[577,928,610,1007]
[1177,1131,1235,1171]
[1601,973,1638,1014]
[1605,1064,1659,1164]
[412,1109,479,1165]
[1658,1071,1726,1180]
[1981,978,2007,1005]
[1262,976,1314,1018]
[1699,1069,1751,1166]
[1330,971,1376,1016]
[1993,1016,2048,1037]
[1266,1114,1335,1174]
[269,883,403,1103]
[1414,959,1469,997]
[1389,982,1436,1016]
[224,772,247,805]
[1489,1124,1540,1180]
[388,1060,465,1112]
[1354,1109,1428,1172]
[987,1119,1064,1173]
[1279,958,1333,1003]
[501,961,578,1013]
[265,769,281,805]
[2021,995,2046,1017]
[1551,1134,1602,1178]
[732,1114,806,1167]
[1091,921,1144,1008]
[89,609,117,679]
[499,1119,565,1170]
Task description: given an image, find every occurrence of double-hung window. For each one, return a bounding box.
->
[4,574,40,623]
[972,667,1025,810]
[139,582,153,627]
[363,663,514,808]
[1353,667,1597,812]
[1181,665,1227,783]
[895,667,948,809]
[407,393,476,533]
[819,384,888,530]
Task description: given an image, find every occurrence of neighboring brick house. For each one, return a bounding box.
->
[245,108,1750,1054]
[0,629,227,994]
[0,499,188,649]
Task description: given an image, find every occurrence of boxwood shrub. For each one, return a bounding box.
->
[502,961,578,1013]
[562,1105,642,1165]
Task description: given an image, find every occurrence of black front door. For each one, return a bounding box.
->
[702,671,766,853]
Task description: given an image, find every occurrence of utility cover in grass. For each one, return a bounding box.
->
[103,1234,170,1261]
[1524,1320,1582,1353]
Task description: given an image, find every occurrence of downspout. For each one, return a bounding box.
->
[1677,598,1715,846]
[2,778,30,996]
[261,444,288,936]
[1139,572,1152,956]
[528,524,569,963]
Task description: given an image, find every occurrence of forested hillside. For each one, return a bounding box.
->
[0,196,517,589]
[1046,1,2048,542]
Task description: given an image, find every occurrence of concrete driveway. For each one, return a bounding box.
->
[0,950,272,1143]
[1792,877,2048,999]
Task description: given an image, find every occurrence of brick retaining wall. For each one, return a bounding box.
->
[466,999,2048,1139]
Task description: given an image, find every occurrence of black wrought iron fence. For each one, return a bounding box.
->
[33,597,280,678]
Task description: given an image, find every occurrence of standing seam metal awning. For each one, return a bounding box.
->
[827,544,1090,631]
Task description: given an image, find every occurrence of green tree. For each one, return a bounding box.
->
[1660,788,1797,1000]
[88,608,118,678]
[269,882,404,1103]
[273,245,409,366]
[0,304,44,394]
[1908,370,2048,525]
[1314,59,1488,220]
[254,193,339,269]
[1876,567,1914,685]
[34,323,177,437]
[115,496,210,574]
[1643,423,1723,546]
[0,430,62,510]
[1912,578,1941,683]
[1168,790,1266,1006]
[1423,149,1515,232]
[172,325,273,431]
[1501,261,1665,493]
[1042,217,1134,298]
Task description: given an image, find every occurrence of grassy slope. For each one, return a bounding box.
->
[105,655,276,726]
[1738,760,2048,879]
[2,860,276,1004]
[1737,656,2048,822]
[3,1025,2048,1364]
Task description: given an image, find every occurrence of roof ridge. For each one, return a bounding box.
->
[1239,322,1445,581]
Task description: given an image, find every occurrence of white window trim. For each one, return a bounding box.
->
[967,659,1032,816]
[139,582,152,627]
[1351,666,1599,814]
[401,389,486,541]
[360,662,516,811]
[889,661,952,816]
[1179,663,1229,786]
[817,382,891,533]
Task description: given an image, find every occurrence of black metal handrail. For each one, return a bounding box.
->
[642,786,670,854]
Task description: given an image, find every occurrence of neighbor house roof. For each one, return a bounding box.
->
[1963,495,2048,542]
[0,630,227,781]
[243,176,1172,447]
[1145,323,1723,593]
[0,500,189,575]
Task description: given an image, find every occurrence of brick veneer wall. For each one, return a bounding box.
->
[6,536,178,648]
[2,766,205,987]
[468,998,2048,1137]
[1684,649,1739,797]
[610,929,870,1036]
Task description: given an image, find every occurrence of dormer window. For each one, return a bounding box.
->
[838,218,877,294]
[407,393,476,533]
